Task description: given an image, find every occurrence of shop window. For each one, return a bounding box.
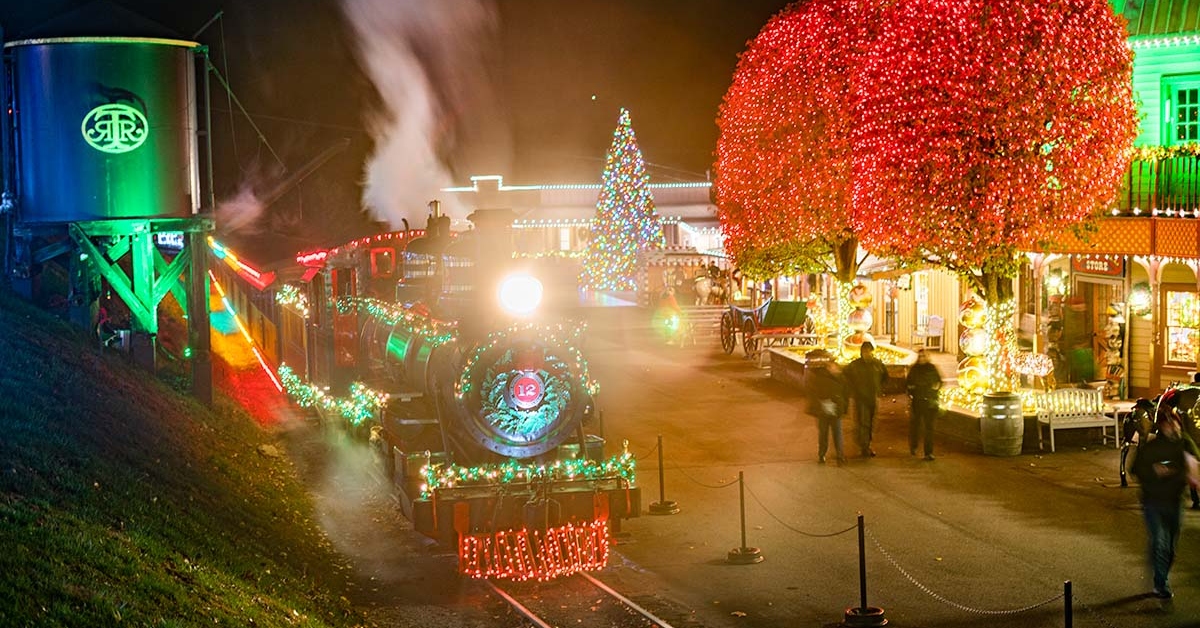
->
[1166,77,1200,144]
[1163,289,1199,365]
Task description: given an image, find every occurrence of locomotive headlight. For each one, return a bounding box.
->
[498,273,543,316]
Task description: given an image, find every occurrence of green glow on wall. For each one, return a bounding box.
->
[81,103,149,153]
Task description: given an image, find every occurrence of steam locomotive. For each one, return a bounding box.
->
[254,203,641,581]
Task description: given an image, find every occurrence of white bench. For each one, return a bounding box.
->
[1035,388,1118,452]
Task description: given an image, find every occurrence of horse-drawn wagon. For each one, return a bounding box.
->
[720,299,823,362]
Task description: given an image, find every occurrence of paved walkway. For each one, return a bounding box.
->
[584,307,1199,628]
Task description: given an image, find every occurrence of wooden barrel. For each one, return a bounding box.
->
[981,392,1024,456]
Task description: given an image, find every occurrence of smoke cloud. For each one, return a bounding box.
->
[339,0,501,230]
[214,184,265,236]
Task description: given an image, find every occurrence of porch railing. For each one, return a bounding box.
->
[1117,153,1200,216]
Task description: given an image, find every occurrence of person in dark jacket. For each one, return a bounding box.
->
[1132,413,1192,599]
[905,349,943,461]
[804,349,847,466]
[844,342,889,457]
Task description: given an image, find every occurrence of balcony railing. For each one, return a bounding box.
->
[1114,149,1200,216]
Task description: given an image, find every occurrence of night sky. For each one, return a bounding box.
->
[1,0,791,248]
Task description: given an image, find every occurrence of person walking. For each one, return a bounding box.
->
[906,348,943,461]
[845,341,888,458]
[1132,413,1195,600]
[804,349,847,466]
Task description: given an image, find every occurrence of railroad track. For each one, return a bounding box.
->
[487,571,677,628]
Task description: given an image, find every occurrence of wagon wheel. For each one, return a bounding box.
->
[742,318,759,357]
[720,311,737,354]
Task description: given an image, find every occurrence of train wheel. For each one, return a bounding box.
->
[720,312,736,354]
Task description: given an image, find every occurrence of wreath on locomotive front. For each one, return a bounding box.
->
[454,328,597,459]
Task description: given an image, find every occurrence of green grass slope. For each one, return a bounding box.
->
[0,290,366,627]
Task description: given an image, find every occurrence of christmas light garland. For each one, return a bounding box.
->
[278,363,389,427]
[335,296,458,347]
[1129,142,1200,162]
[419,450,636,499]
[459,519,610,581]
[456,322,597,400]
[275,283,310,318]
[482,353,572,436]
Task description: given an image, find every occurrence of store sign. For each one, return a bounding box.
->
[81,103,148,154]
[507,371,545,410]
[1071,257,1124,277]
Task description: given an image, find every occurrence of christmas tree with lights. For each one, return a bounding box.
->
[580,108,664,292]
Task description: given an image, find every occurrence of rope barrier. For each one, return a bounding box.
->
[867,529,1064,616]
[632,440,659,462]
[664,460,739,489]
[643,438,1114,626]
[1071,595,1126,628]
[741,481,857,538]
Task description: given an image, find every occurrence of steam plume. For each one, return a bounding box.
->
[339,0,498,229]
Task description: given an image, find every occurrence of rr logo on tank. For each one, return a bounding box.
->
[81,103,149,154]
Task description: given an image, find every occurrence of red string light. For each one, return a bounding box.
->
[458,520,610,581]
[852,0,1138,271]
[715,0,1138,277]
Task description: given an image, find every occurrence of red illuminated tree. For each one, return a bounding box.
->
[716,0,881,288]
[851,0,1138,388]
[716,0,885,342]
[854,0,1137,294]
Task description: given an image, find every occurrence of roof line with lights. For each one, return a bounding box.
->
[443,174,711,193]
[1128,32,1200,49]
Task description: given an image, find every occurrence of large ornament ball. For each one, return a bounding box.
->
[960,328,990,357]
[959,297,987,329]
[848,284,873,308]
[957,356,986,372]
[955,362,984,393]
[847,307,873,332]
[842,331,875,358]
[957,358,988,393]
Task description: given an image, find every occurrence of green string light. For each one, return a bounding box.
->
[275,283,310,318]
[335,296,458,346]
[278,363,389,427]
[420,450,637,499]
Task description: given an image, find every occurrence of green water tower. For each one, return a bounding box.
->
[1,2,214,400]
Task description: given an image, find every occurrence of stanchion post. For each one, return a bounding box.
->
[858,513,867,611]
[842,513,886,627]
[1064,581,1072,628]
[726,470,763,564]
[648,434,679,515]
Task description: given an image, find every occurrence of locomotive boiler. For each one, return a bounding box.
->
[275,204,640,580]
